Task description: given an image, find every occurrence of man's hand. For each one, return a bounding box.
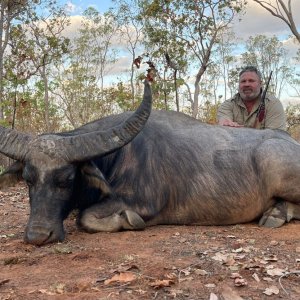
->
[218,119,244,127]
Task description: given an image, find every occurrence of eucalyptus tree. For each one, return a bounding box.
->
[76,7,119,97]
[288,50,300,98]
[111,0,145,105]
[51,8,119,127]
[241,34,293,99]
[23,1,69,131]
[0,0,34,120]
[198,29,240,110]
[52,62,107,128]
[2,0,70,131]
[285,103,300,133]
[140,0,246,118]
[215,29,240,99]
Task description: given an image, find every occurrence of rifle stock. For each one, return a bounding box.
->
[253,71,273,129]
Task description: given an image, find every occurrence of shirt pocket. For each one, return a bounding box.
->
[233,107,245,125]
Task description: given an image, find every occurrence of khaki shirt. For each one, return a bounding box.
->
[217,93,286,130]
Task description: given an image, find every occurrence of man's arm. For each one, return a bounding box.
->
[265,97,286,130]
[217,99,244,127]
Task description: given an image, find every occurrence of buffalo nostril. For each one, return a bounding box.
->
[24,225,64,245]
[24,231,52,246]
[24,219,66,245]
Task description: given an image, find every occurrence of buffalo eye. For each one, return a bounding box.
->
[55,178,74,189]
[53,168,75,189]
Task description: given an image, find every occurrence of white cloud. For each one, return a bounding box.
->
[62,15,143,77]
[282,37,299,58]
[62,15,83,39]
[109,56,131,74]
[65,1,77,13]
[232,1,300,106]
[61,3,300,103]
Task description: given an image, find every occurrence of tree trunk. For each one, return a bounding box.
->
[130,50,136,106]
[41,65,50,131]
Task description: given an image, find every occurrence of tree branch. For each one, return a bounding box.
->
[253,0,300,44]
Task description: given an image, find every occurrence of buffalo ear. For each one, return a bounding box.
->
[0,161,24,189]
[80,162,113,198]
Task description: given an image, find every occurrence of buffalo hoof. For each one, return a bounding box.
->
[120,210,146,230]
[79,209,146,233]
[259,214,285,228]
[258,201,300,228]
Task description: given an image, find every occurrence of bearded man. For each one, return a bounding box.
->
[217,66,286,130]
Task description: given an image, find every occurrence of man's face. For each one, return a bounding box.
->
[238,71,262,102]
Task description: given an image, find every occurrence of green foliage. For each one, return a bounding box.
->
[285,103,300,132]
[6,1,70,81]
[0,0,70,132]
[0,0,299,135]
[50,8,121,129]
[54,63,110,128]
[241,35,293,97]
[198,101,221,124]
[74,7,119,95]
[108,80,169,112]
[14,82,61,133]
[140,0,246,116]
[111,82,137,111]
[285,104,300,142]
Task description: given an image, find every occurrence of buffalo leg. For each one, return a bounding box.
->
[78,208,146,233]
[259,201,300,228]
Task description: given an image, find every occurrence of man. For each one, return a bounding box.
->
[217,66,286,130]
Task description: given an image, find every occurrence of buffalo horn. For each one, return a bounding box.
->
[59,80,152,162]
[0,128,32,161]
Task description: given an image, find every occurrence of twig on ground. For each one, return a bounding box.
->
[278,271,300,295]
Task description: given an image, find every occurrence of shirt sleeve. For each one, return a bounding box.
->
[217,99,234,122]
[265,97,286,130]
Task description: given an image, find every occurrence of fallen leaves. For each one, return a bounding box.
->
[201,233,300,298]
[230,273,248,287]
[0,279,10,286]
[104,272,137,285]
[263,285,280,296]
[0,234,15,239]
[205,283,216,288]
[1,189,300,300]
[234,277,248,287]
[194,269,208,276]
[29,283,66,296]
[90,232,300,299]
[266,267,286,276]
[252,272,260,282]
[149,279,175,289]
[220,285,244,300]
[52,244,73,254]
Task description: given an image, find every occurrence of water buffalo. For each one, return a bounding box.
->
[0,81,299,245]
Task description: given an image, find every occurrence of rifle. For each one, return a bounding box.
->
[253,71,273,129]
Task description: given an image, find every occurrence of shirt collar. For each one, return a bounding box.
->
[234,93,262,112]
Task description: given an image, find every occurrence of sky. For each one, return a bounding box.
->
[60,0,300,105]
[64,0,113,15]
[63,0,300,38]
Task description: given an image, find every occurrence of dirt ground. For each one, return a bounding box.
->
[0,183,299,300]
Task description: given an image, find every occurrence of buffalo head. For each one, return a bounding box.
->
[0,81,152,245]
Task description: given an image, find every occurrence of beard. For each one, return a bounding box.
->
[239,88,261,102]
